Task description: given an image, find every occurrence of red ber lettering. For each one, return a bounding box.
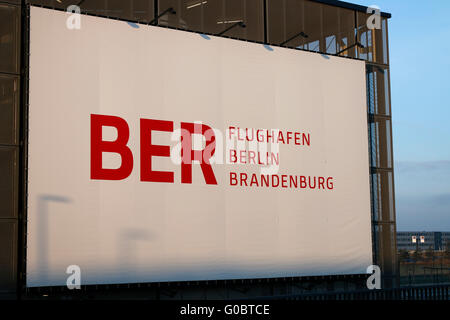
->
[181,122,217,185]
[140,119,174,183]
[90,114,217,185]
[90,114,133,180]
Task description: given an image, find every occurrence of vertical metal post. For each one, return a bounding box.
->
[18,0,30,300]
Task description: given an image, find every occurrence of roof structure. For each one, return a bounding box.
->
[311,0,392,18]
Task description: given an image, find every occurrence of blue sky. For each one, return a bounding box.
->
[356,0,450,231]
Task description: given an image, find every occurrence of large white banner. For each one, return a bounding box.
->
[27,6,372,287]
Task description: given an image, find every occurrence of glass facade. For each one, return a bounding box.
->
[0,0,397,295]
[0,1,21,295]
[157,0,264,41]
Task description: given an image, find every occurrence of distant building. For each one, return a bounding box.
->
[397,232,450,251]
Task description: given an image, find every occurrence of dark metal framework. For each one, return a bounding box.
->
[270,284,450,301]
[0,0,397,299]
